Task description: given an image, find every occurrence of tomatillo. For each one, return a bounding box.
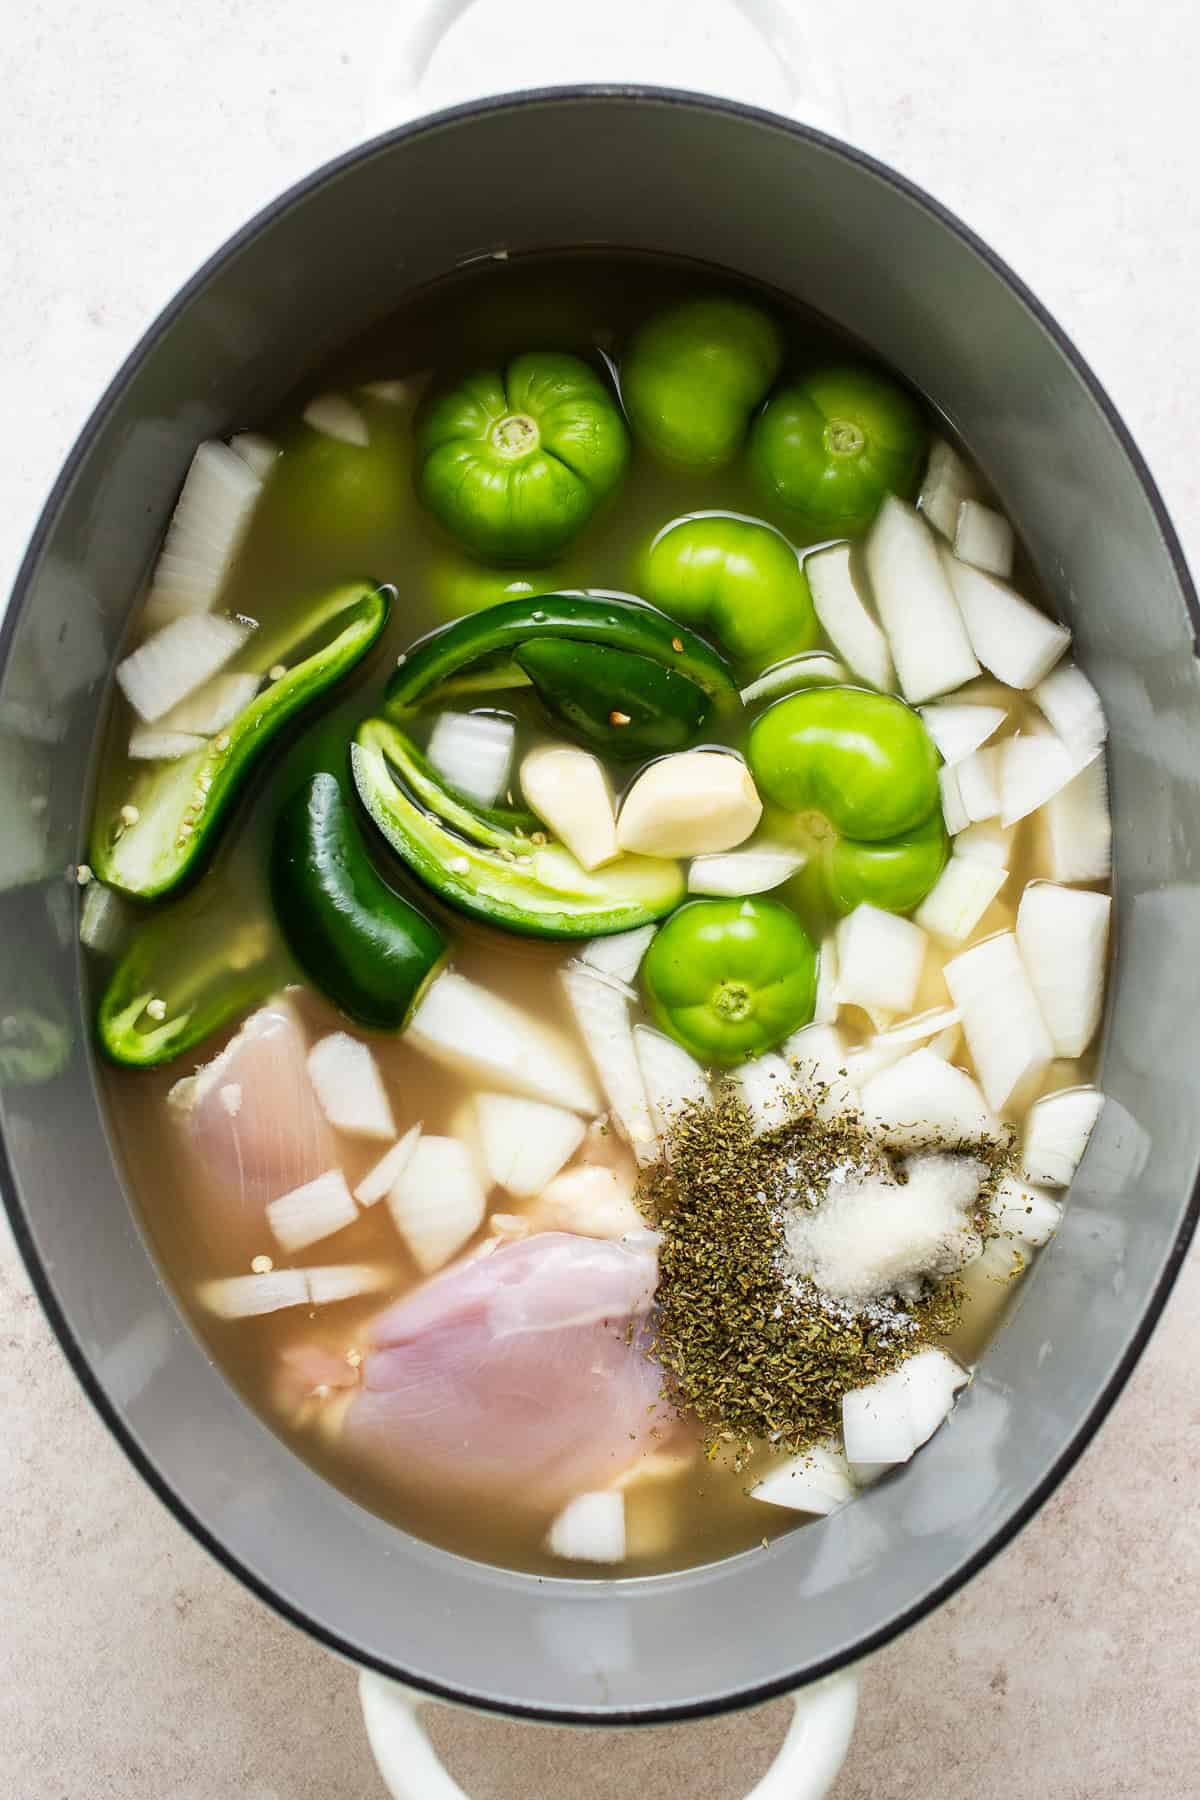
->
[748,687,947,919]
[641,896,817,1065]
[748,364,926,536]
[417,351,629,561]
[640,513,819,670]
[622,298,783,470]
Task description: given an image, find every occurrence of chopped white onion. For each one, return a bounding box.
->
[927,1022,963,1060]
[127,727,208,761]
[751,1439,856,1515]
[954,745,1001,824]
[156,670,260,736]
[546,1491,626,1564]
[989,1174,1062,1247]
[307,1034,396,1141]
[1000,735,1097,829]
[842,1348,968,1465]
[387,1135,487,1272]
[1033,660,1107,759]
[199,1269,310,1318]
[78,881,127,955]
[354,1124,422,1206]
[1022,1086,1104,1187]
[782,1023,857,1120]
[938,763,969,836]
[953,499,1014,578]
[943,932,1053,1115]
[228,433,280,480]
[836,904,927,1016]
[859,1048,1002,1148]
[304,1264,391,1305]
[407,972,600,1115]
[805,542,894,691]
[942,554,1070,689]
[740,651,850,706]
[919,701,1007,766]
[918,438,979,540]
[813,936,839,1025]
[360,373,432,409]
[561,967,656,1161]
[634,1026,709,1137]
[864,497,980,703]
[1040,755,1112,883]
[267,1169,359,1254]
[428,711,515,809]
[117,613,253,723]
[578,923,657,986]
[1016,883,1110,1057]
[302,393,369,447]
[729,1053,792,1134]
[142,441,262,621]
[914,855,1007,942]
[953,818,1015,869]
[474,1093,586,1197]
[687,843,805,896]
[869,1007,963,1050]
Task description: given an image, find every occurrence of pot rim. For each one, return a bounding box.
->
[5,83,1199,1726]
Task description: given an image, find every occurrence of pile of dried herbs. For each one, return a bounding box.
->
[642,1083,1008,1461]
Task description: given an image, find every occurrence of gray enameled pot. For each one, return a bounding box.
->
[2,88,1197,1725]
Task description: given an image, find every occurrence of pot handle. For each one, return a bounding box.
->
[388,0,848,136]
[359,1668,859,1800]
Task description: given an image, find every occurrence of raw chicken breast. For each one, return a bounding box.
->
[340,1231,669,1511]
[169,997,336,1254]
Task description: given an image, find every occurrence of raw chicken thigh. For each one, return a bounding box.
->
[335,1230,668,1512]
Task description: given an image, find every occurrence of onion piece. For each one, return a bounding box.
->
[938,764,969,836]
[407,972,600,1115]
[989,1174,1062,1246]
[1040,755,1112,883]
[634,1026,709,1138]
[1016,883,1111,1057]
[304,1264,391,1305]
[954,818,1015,869]
[127,727,208,761]
[307,1034,396,1141]
[302,393,369,447]
[474,1093,586,1197]
[914,855,1007,942]
[842,1348,968,1466]
[228,433,279,480]
[782,1023,857,1120]
[942,555,1071,688]
[428,711,515,809]
[142,441,263,622]
[155,670,260,736]
[578,923,657,986]
[387,1135,487,1272]
[751,1439,856,1515]
[267,1169,359,1254]
[954,745,1001,824]
[545,1491,626,1564]
[813,936,839,1025]
[198,1269,309,1318]
[859,1048,1002,1148]
[360,373,432,409]
[918,438,979,540]
[687,843,805,896]
[78,881,127,956]
[1000,735,1098,829]
[354,1124,422,1206]
[919,701,1006,766]
[729,1053,792,1134]
[805,542,894,691]
[740,651,850,706]
[864,497,980,703]
[116,613,253,724]
[953,500,1014,578]
[1022,1086,1104,1187]
[561,967,656,1161]
[836,904,927,1016]
[869,1007,963,1051]
[1033,660,1107,759]
[943,932,1053,1115]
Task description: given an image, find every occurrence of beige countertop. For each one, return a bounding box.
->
[3,2,1198,1794]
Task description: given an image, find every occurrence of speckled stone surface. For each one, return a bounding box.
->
[3,3,1198,1795]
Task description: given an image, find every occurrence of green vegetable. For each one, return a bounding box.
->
[417,352,629,561]
[639,513,819,669]
[513,638,710,759]
[97,906,283,1068]
[384,593,739,734]
[271,771,449,1030]
[266,410,410,564]
[427,553,573,622]
[641,897,817,1064]
[93,582,390,902]
[748,687,947,919]
[622,298,783,469]
[748,364,926,536]
[353,717,685,939]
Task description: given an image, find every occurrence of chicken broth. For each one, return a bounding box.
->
[90,252,1111,1577]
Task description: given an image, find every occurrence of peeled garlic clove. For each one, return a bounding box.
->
[616,752,761,858]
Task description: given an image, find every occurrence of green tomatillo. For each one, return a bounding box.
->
[639,513,819,670]
[621,298,783,470]
[748,364,926,537]
[641,896,817,1065]
[417,351,629,562]
[748,686,947,921]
